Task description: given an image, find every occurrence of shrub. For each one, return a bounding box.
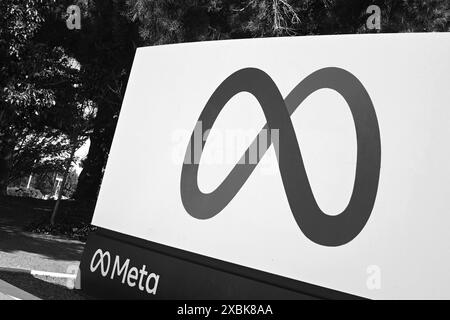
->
[7,187,44,199]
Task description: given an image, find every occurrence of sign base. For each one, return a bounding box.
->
[80,228,362,299]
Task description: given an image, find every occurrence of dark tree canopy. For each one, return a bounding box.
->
[1,0,448,201]
[0,0,92,194]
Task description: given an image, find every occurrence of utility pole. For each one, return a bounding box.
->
[27,159,37,190]
[26,173,33,189]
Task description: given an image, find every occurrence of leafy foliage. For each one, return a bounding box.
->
[1,0,448,202]
[0,0,94,195]
[26,219,96,241]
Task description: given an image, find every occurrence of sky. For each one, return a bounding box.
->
[74,139,90,174]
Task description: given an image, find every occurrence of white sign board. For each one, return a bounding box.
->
[92,33,450,299]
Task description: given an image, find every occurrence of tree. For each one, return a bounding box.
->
[35,0,139,201]
[0,0,97,196]
[0,0,62,194]
[71,0,447,201]
[10,0,443,203]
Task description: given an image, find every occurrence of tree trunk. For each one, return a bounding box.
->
[73,135,106,200]
[73,102,117,201]
[0,137,15,196]
[0,177,8,196]
[71,0,136,201]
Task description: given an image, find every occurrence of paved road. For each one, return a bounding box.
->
[0,278,39,300]
[0,202,85,273]
[0,201,87,299]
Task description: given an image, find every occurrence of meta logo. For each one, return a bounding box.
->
[90,249,160,295]
[181,67,381,247]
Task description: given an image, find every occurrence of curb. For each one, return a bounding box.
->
[0,267,77,279]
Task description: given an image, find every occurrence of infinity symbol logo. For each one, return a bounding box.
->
[90,249,111,276]
[181,67,381,246]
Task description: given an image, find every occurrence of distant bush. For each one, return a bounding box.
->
[7,187,44,199]
[26,219,96,242]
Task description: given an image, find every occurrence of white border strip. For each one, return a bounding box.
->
[30,270,77,279]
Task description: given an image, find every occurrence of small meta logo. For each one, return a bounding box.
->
[90,249,160,295]
[181,67,381,247]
